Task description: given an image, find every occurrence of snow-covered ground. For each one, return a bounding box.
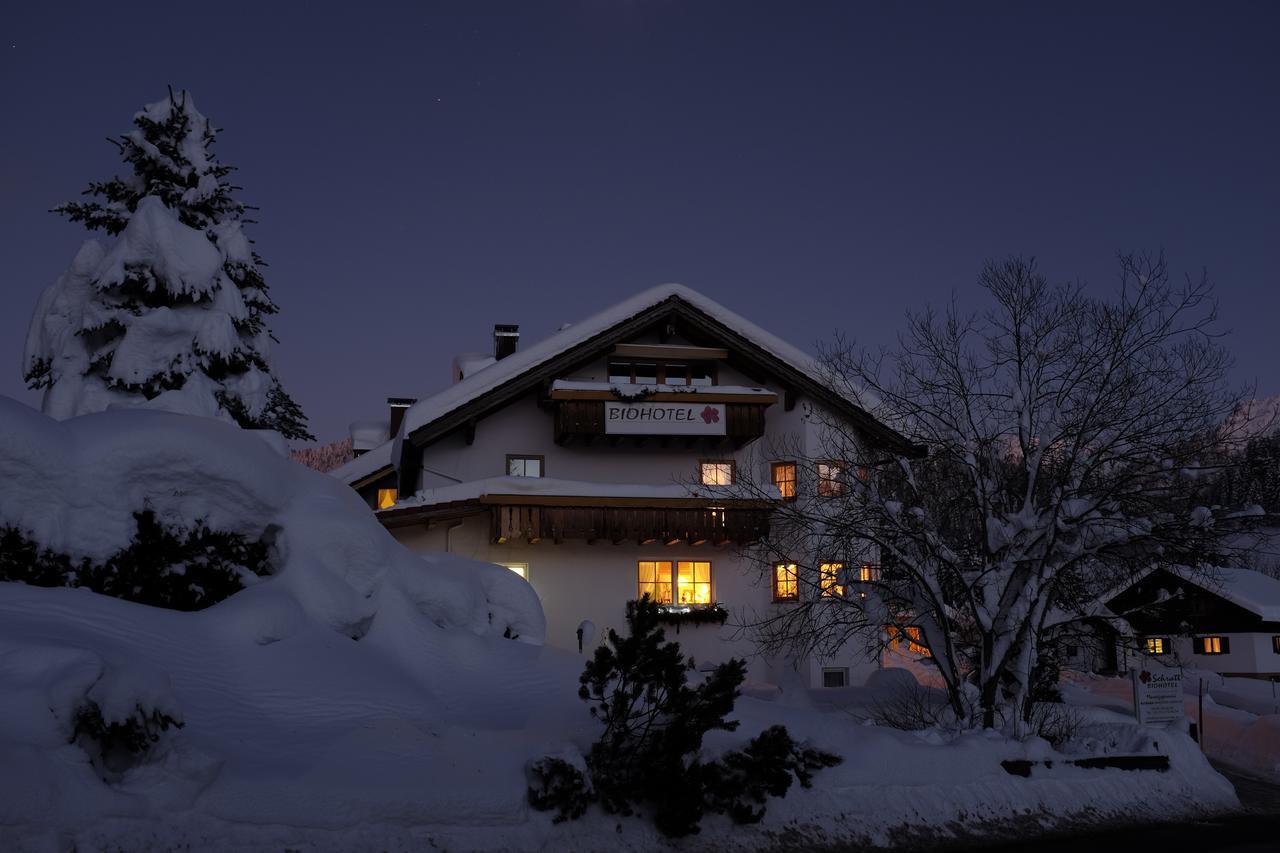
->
[1068,670,1280,781]
[0,399,1242,851]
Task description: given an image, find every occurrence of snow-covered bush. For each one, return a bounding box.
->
[291,437,355,473]
[0,396,543,647]
[528,597,839,836]
[1,509,271,610]
[25,88,311,439]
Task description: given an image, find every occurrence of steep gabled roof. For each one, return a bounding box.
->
[1104,565,1280,623]
[333,283,919,488]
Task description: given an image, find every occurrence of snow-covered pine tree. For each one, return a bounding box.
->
[24,88,313,440]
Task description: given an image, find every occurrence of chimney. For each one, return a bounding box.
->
[494,324,520,361]
[387,397,416,438]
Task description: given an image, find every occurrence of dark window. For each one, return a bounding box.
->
[690,362,714,386]
[507,455,544,478]
[817,462,845,497]
[632,362,658,385]
[1065,644,1080,658]
[1273,636,1280,655]
[608,360,633,384]
[1196,636,1229,655]
[821,668,848,688]
[664,363,689,385]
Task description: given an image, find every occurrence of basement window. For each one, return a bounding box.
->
[499,562,528,580]
[822,668,849,688]
[1196,636,1230,655]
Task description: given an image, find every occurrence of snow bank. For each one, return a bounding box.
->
[0,396,543,644]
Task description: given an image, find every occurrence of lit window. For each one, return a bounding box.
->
[822,668,848,688]
[638,561,712,605]
[857,564,881,582]
[820,561,844,598]
[904,626,930,657]
[499,562,528,580]
[771,462,797,500]
[773,562,798,601]
[1144,637,1169,655]
[376,488,397,510]
[507,455,544,477]
[817,462,845,497]
[700,461,735,486]
[1197,636,1229,655]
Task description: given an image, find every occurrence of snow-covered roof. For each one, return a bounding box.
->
[399,283,870,440]
[383,475,780,512]
[1105,565,1280,623]
[329,439,394,486]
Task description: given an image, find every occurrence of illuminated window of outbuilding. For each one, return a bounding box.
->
[376,488,397,510]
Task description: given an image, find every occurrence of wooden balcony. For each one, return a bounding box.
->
[490,503,770,545]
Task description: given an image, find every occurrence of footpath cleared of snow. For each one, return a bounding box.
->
[0,401,1239,852]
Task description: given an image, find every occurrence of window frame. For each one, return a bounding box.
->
[821,667,849,688]
[772,561,799,602]
[771,461,798,501]
[1143,636,1171,656]
[605,358,719,387]
[1196,635,1230,655]
[699,459,736,486]
[506,454,546,478]
[819,560,845,598]
[637,560,713,606]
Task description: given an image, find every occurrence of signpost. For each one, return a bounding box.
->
[1131,667,1184,726]
[604,401,727,436]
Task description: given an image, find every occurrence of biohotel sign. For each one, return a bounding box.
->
[604,401,727,436]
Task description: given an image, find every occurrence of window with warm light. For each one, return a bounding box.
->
[500,562,529,579]
[1196,636,1229,655]
[1144,637,1169,655]
[771,461,797,500]
[773,562,799,601]
[638,561,712,605]
[507,455,544,477]
[376,488,398,510]
[700,461,735,486]
[904,626,930,656]
[819,561,844,597]
[817,462,845,497]
[857,564,881,582]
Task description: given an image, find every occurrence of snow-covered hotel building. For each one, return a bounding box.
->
[331,285,916,688]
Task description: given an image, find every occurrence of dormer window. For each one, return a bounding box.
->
[507,455,544,477]
[606,359,717,386]
[376,488,398,510]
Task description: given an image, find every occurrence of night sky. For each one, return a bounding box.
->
[3,1,1277,444]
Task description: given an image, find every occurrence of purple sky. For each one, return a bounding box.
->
[3,1,1277,444]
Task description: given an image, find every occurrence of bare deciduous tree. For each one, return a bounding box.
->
[738,254,1248,730]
